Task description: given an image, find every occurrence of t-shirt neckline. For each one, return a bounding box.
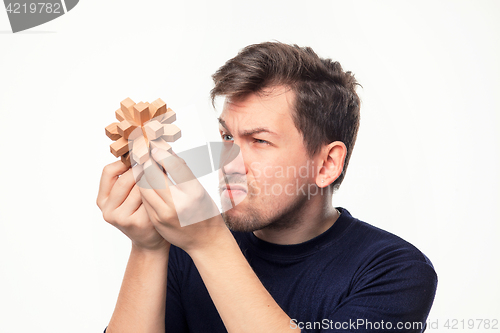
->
[240,207,354,259]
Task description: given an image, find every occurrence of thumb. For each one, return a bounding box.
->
[151,148,197,185]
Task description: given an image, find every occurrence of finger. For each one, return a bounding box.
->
[142,157,174,189]
[129,204,152,227]
[140,195,157,220]
[151,148,197,185]
[140,187,178,224]
[118,184,143,216]
[105,168,136,211]
[97,160,130,207]
[140,158,175,206]
[132,162,144,183]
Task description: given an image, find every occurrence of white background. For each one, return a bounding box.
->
[1,1,499,332]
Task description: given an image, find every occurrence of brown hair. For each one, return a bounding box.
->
[211,42,360,188]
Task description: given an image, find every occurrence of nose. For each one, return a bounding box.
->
[220,142,246,176]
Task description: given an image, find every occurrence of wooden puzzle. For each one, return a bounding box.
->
[105,97,181,168]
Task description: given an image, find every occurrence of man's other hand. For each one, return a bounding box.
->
[97,161,169,251]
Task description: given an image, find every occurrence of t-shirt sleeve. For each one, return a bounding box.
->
[321,247,437,333]
[165,245,189,333]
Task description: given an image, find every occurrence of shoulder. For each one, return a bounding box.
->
[338,208,435,267]
[338,210,437,299]
[329,209,438,323]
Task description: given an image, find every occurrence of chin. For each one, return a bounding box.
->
[221,209,270,233]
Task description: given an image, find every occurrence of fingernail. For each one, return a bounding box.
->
[132,163,144,182]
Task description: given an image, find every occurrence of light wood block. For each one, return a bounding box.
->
[115,108,126,122]
[120,98,136,121]
[160,109,176,124]
[162,124,181,142]
[121,152,131,168]
[117,120,138,140]
[105,122,121,141]
[150,98,167,119]
[110,137,129,157]
[134,102,150,126]
[150,138,172,153]
[143,120,164,141]
[132,137,149,165]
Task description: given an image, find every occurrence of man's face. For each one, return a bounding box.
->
[218,86,319,232]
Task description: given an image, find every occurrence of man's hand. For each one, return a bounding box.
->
[96,160,169,251]
[136,148,227,253]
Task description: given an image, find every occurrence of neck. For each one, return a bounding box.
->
[252,192,339,245]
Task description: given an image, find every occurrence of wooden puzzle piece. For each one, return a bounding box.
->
[160,109,176,124]
[106,98,181,168]
[117,120,138,140]
[105,122,120,141]
[150,98,167,119]
[132,137,149,165]
[120,98,135,121]
[115,108,126,122]
[162,124,181,142]
[120,98,136,121]
[110,137,129,157]
[121,152,131,168]
[143,120,164,141]
[150,138,172,153]
[134,102,150,126]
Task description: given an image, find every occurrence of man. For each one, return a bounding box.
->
[97,42,437,332]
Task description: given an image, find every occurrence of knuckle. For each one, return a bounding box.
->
[115,211,129,224]
[114,177,132,191]
[102,164,113,177]
[192,187,207,201]
[158,209,174,224]
[164,156,186,172]
[102,210,115,224]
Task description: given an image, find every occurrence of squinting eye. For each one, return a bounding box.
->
[222,134,234,141]
[254,139,269,145]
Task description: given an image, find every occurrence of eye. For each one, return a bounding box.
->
[254,138,269,145]
[221,133,234,141]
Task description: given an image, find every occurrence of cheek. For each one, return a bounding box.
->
[245,148,316,185]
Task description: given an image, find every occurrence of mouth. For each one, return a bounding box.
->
[221,184,248,199]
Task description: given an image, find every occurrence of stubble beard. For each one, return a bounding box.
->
[221,187,309,233]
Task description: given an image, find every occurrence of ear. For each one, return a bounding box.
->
[315,141,347,188]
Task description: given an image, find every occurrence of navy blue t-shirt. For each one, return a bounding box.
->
[164,208,437,332]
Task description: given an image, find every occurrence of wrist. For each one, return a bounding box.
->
[131,241,170,258]
[186,225,236,261]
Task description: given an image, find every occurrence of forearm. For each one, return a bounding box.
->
[107,243,170,333]
[188,229,294,333]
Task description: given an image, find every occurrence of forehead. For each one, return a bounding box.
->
[219,87,296,131]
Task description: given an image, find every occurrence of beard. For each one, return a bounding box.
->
[221,187,309,233]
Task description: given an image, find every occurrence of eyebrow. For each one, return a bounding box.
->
[218,118,279,137]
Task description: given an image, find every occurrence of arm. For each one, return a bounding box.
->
[188,231,294,332]
[97,161,170,333]
[106,244,169,333]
